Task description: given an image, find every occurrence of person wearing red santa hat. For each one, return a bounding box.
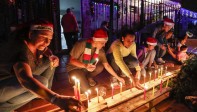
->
[137,37,158,75]
[67,28,125,93]
[139,17,174,45]
[0,20,81,112]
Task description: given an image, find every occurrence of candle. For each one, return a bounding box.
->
[50,61,54,70]
[87,90,91,102]
[166,78,169,88]
[161,67,163,77]
[120,82,122,95]
[149,72,152,83]
[94,58,99,65]
[154,70,157,81]
[111,84,114,99]
[76,79,81,100]
[143,74,146,86]
[129,78,133,91]
[95,88,99,103]
[144,84,148,100]
[85,92,89,105]
[160,79,163,93]
[165,72,171,88]
[152,85,155,97]
[72,77,78,99]
[158,69,160,78]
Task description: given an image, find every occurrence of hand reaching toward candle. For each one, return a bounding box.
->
[85,64,96,72]
[117,77,125,85]
[49,55,59,68]
[53,95,82,112]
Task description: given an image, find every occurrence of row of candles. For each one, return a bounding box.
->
[72,66,171,104]
[110,66,171,100]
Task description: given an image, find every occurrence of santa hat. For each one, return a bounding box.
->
[93,29,108,41]
[30,23,53,32]
[146,37,157,46]
[164,18,174,26]
[186,31,193,37]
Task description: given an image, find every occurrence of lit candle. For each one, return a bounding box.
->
[94,58,99,66]
[165,66,167,72]
[87,90,91,102]
[129,78,133,92]
[161,67,163,77]
[166,78,169,88]
[111,84,114,99]
[160,79,163,93]
[158,69,160,78]
[143,74,146,86]
[154,70,157,81]
[76,79,81,100]
[50,61,54,70]
[120,82,122,95]
[95,88,99,103]
[72,77,78,99]
[144,84,148,100]
[165,72,171,88]
[149,72,152,83]
[85,92,89,104]
[152,85,155,97]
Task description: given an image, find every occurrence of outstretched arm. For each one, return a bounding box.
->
[13,62,81,111]
[103,62,125,84]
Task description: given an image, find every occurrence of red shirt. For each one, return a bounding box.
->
[61,13,78,33]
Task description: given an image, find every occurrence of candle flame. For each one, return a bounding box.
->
[88,90,91,94]
[95,88,98,91]
[166,72,172,76]
[72,76,76,80]
[144,84,148,89]
[76,79,80,83]
[85,92,88,97]
[120,82,122,86]
[144,73,146,77]
[111,84,114,88]
[130,78,133,83]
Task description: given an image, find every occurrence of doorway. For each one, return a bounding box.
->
[59,0,81,50]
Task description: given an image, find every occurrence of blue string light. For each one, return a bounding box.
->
[181,8,197,19]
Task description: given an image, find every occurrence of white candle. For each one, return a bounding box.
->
[143,74,146,86]
[76,79,81,100]
[149,72,152,83]
[87,90,91,102]
[95,88,99,103]
[85,92,89,107]
[72,76,77,99]
[94,58,99,65]
[120,82,122,95]
[111,84,114,99]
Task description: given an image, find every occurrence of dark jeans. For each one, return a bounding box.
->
[107,53,141,77]
[0,60,55,112]
[155,46,166,59]
[63,32,78,53]
[68,63,104,93]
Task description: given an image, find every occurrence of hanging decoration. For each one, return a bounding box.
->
[180,8,197,19]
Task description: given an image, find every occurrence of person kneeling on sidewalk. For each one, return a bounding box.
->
[107,28,143,90]
[66,28,125,93]
[137,37,158,75]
